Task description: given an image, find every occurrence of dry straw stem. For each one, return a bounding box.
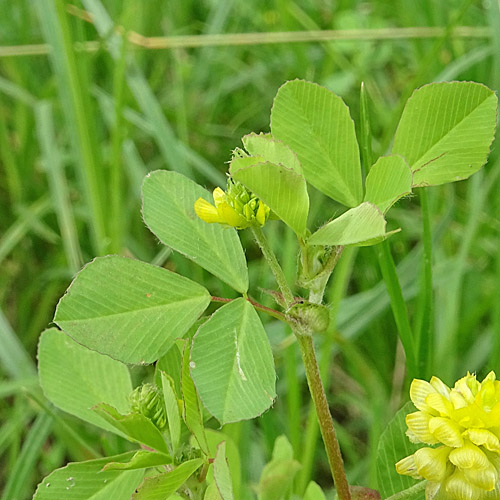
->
[0,26,491,58]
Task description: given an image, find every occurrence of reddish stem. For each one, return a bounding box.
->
[211,296,287,322]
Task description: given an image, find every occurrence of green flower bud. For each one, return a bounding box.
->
[287,301,330,333]
[129,383,167,430]
[174,443,203,465]
[194,179,270,230]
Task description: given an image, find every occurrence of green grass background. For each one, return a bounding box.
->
[1,0,499,498]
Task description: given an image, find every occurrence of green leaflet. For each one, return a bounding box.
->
[257,436,301,500]
[181,340,209,455]
[205,429,241,498]
[364,155,413,213]
[191,298,276,424]
[204,483,223,500]
[376,402,424,499]
[92,403,170,454]
[132,459,205,500]
[157,342,183,397]
[213,442,234,500]
[160,372,182,454]
[392,81,497,187]
[231,158,309,236]
[38,328,132,435]
[104,450,172,471]
[242,133,302,174]
[33,453,144,500]
[142,170,249,293]
[54,256,210,364]
[303,481,326,500]
[308,202,392,247]
[271,80,363,207]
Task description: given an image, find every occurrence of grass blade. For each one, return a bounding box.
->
[377,241,418,379]
[82,0,225,186]
[1,412,53,500]
[35,0,107,254]
[35,100,82,272]
[0,196,52,267]
[414,188,434,378]
[0,308,36,379]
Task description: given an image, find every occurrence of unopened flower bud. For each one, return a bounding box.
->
[287,301,330,333]
[129,383,167,430]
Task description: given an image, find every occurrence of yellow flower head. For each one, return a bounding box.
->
[396,372,500,500]
[194,179,270,230]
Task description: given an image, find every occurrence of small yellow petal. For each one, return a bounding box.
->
[217,202,248,228]
[426,481,445,500]
[429,416,464,447]
[414,446,450,482]
[406,411,439,445]
[410,379,438,413]
[451,390,469,410]
[194,198,220,223]
[212,187,226,207]
[395,454,420,479]
[463,463,497,491]
[454,374,478,403]
[448,442,489,470]
[478,380,497,410]
[256,201,269,226]
[426,393,454,416]
[430,376,452,398]
[483,371,497,384]
[465,429,500,452]
[445,469,483,500]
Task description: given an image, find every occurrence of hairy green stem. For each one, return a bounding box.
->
[298,247,356,493]
[250,226,350,500]
[297,334,351,500]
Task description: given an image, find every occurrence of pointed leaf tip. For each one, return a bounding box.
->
[308,202,392,247]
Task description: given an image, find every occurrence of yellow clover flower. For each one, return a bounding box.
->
[396,372,500,500]
[194,179,270,229]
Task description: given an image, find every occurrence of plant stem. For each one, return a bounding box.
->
[297,334,351,500]
[250,225,350,499]
[250,226,295,306]
[298,246,356,494]
[211,296,287,322]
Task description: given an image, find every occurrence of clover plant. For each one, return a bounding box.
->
[35,80,497,500]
